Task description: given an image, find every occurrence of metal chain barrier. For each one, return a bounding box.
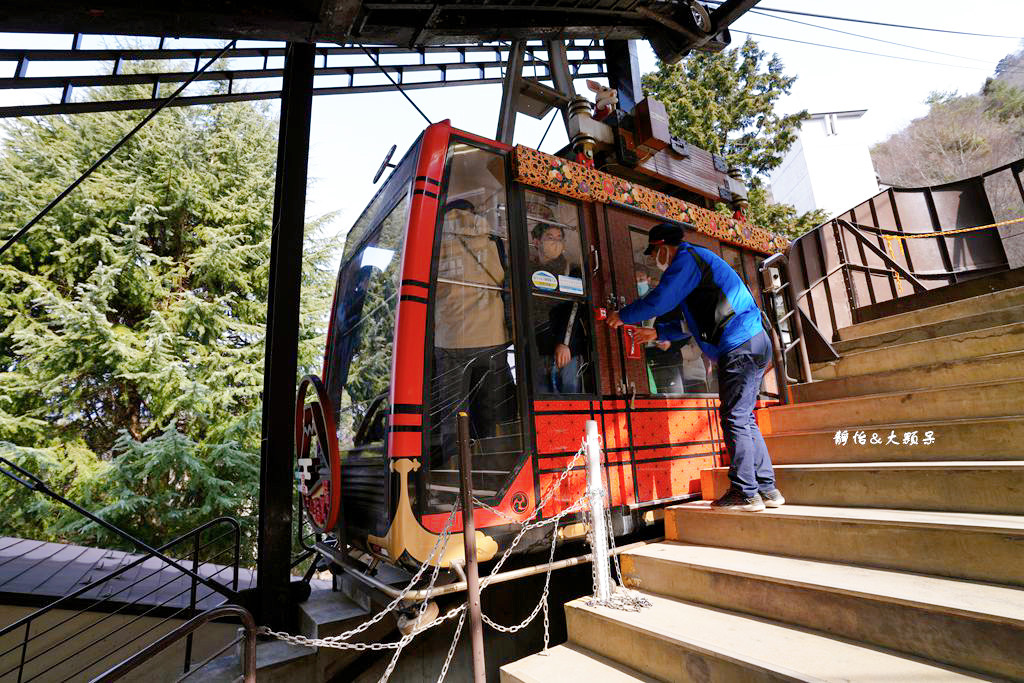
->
[259,441,590,681]
[258,499,461,651]
[259,427,648,680]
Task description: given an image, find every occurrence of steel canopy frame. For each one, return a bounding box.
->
[0,40,608,118]
[0,0,763,634]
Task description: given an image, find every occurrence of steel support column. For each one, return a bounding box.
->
[547,39,574,130]
[603,40,642,114]
[257,41,315,630]
[495,40,526,144]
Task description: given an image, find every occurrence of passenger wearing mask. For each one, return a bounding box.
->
[529,222,587,394]
[607,222,783,512]
[432,199,515,462]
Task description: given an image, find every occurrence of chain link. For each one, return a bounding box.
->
[262,432,650,680]
[479,498,583,635]
[258,499,461,649]
[260,441,591,680]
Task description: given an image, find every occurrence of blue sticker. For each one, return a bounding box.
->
[532,270,558,291]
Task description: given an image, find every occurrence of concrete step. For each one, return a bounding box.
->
[839,284,1024,342]
[811,320,1024,381]
[564,591,985,682]
[666,502,1024,586]
[791,350,1024,402]
[700,462,1024,514]
[766,377,1024,433]
[193,588,380,683]
[192,638,316,683]
[620,543,1024,681]
[500,644,657,683]
[764,415,1024,463]
[852,267,1024,325]
[834,303,1024,354]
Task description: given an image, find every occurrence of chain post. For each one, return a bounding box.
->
[584,420,612,603]
[457,412,486,683]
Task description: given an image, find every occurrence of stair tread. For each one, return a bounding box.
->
[794,350,1024,402]
[624,542,1024,625]
[709,461,1024,471]
[818,320,1024,365]
[836,302,1024,349]
[501,644,657,683]
[671,501,1024,532]
[569,591,986,681]
[765,412,1024,436]
[839,285,1024,341]
[769,375,1024,412]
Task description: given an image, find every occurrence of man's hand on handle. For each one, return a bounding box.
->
[555,343,571,369]
[631,327,658,344]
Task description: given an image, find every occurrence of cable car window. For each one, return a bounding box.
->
[629,228,717,395]
[525,190,592,395]
[326,195,408,449]
[428,143,521,506]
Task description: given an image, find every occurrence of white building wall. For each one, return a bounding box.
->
[769,110,880,219]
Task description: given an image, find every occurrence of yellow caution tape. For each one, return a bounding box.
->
[873,216,1024,295]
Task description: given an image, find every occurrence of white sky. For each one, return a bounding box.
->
[2,0,1023,243]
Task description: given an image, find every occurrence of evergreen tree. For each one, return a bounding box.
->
[0,77,339,561]
[641,37,827,237]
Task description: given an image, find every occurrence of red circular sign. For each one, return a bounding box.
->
[295,375,341,533]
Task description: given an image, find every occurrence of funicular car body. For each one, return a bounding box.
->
[298,119,790,570]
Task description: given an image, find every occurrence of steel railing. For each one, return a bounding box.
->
[757,208,1016,397]
[0,456,243,682]
[89,605,257,683]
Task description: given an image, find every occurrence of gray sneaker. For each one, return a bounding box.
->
[711,488,765,512]
[760,488,785,508]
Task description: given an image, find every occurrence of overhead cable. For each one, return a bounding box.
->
[536,108,559,150]
[0,39,237,260]
[359,44,432,125]
[706,1,1022,39]
[741,31,1002,71]
[748,9,994,64]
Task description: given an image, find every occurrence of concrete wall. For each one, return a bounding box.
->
[0,604,238,682]
[771,111,880,219]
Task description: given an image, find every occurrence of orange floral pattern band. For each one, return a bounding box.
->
[513,145,791,255]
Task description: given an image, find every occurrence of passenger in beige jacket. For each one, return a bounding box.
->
[432,199,517,466]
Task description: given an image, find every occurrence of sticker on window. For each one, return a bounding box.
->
[558,275,584,295]
[532,270,558,291]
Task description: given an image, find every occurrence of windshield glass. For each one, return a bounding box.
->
[325,195,408,448]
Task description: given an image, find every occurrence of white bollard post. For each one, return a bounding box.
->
[584,419,612,603]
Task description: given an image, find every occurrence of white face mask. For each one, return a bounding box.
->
[655,247,671,272]
[636,281,650,296]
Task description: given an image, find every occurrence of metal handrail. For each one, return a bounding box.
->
[0,516,240,641]
[834,219,928,293]
[758,251,813,388]
[0,457,241,602]
[0,512,241,683]
[88,605,257,683]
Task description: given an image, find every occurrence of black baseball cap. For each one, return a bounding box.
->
[643,222,685,255]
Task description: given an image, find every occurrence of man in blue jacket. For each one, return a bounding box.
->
[607,222,784,512]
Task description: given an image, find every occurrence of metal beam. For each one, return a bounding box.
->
[0,40,605,118]
[257,41,316,631]
[495,40,526,144]
[546,39,574,130]
[603,39,642,114]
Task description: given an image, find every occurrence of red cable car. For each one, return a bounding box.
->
[297,118,789,571]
